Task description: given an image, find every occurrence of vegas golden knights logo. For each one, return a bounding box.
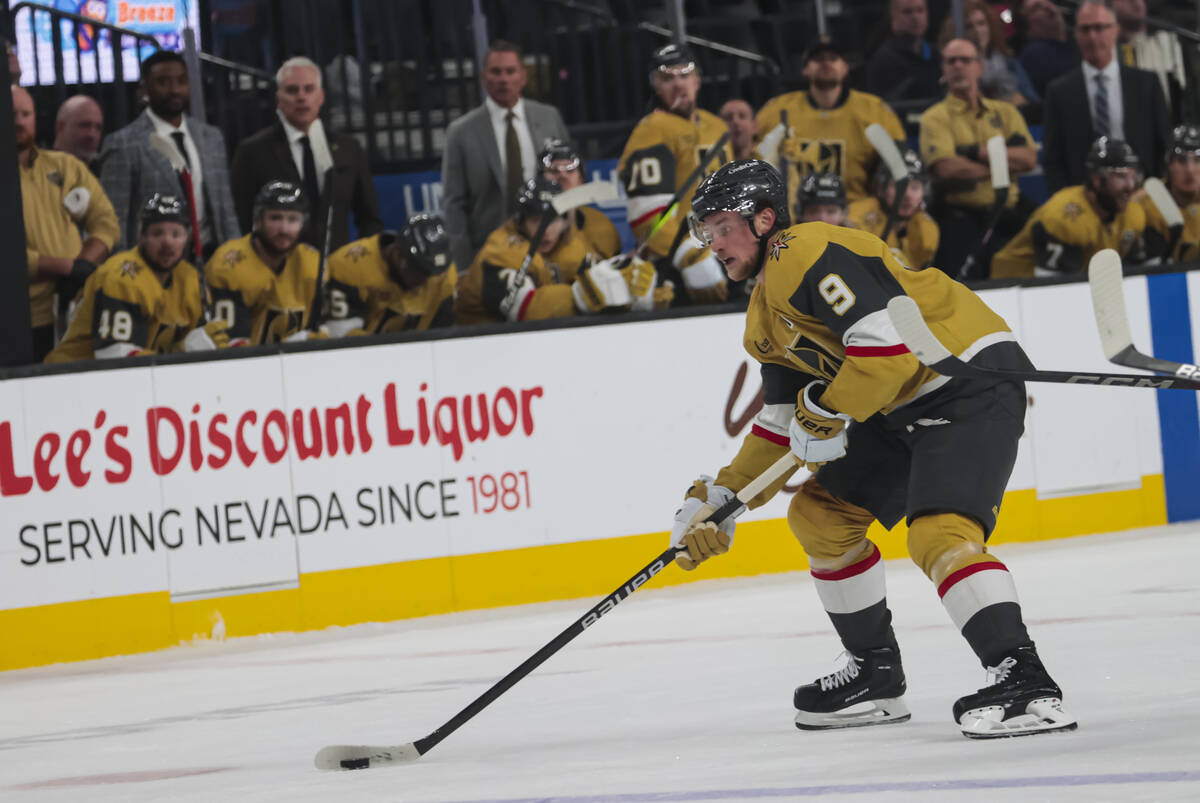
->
[259,307,306,343]
[795,139,845,179]
[786,333,843,381]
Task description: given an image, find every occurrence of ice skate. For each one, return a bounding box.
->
[954,645,1077,739]
[794,646,910,730]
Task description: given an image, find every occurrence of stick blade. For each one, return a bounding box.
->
[887,295,955,368]
[1087,249,1135,360]
[552,181,619,214]
[866,124,908,182]
[314,743,422,771]
[985,135,1010,190]
[1143,177,1184,228]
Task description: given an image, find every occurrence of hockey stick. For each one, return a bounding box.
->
[865,124,909,243]
[308,198,336,332]
[148,132,212,320]
[1142,177,1184,261]
[633,131,730,261]
[314,451,797,770]
[1088,249,1200,379]
[957,136,1010,280]
[886,294,1200,390]
[779,109,790,216]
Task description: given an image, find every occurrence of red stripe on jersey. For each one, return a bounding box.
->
[845,344,910,357]
[751,424,789,447]
[515,291,536,322]
[811,547,881,581]
[937,560,1009,598]
[630,205,669,230]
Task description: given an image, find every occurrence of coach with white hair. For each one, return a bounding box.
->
[231,56,383,250]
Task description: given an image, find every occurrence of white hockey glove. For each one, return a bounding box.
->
[673,240,728,304]
[618,256,658,311]
[789,381,853,471]
[572,259,632,313]
[322,316,364,338]
[498,269,537,322]
[182,320,230,352]
[670,476,744,571]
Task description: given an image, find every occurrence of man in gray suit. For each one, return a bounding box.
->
[98,50,240,258]
[441,40,569,271]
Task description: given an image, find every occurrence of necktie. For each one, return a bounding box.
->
[170,131,192,169]
[505,110,524,211]
[1093,74,1110,138]
[299,135,321,210]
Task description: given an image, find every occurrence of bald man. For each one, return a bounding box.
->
[53,95,104,167]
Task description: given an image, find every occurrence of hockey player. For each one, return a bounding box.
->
[795,172,848,226]
[848,142,941,269]
[1139,125,1200,262]
[991,137,1146,278]
[675,159,1076,739]
[756,37,905,202]
[323,213,457,336]
[618,43,732,304]
[205,181,325,344]
[46,194,227,362]
[539,138,622,259]
[456,176,654,325]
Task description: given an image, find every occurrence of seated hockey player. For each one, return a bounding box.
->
[991,137,1146,278]
[795,171,849,226]
[456,176,655,325]
[539,138,622,259]
[618,43,732,304]
[848,143,941,269]
[673,158,1076,739]
[46,193,227,362]
[323,213,457,336]
[205,180,326,344]
[1138,125,1200,263]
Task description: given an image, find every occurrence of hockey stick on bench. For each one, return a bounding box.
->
[314,452,797,770]
[1088,249,1200,379]
[886,294,1200,390]
[865,124,909,243]
[957,136,1010,280]
[1142,177,1185,261]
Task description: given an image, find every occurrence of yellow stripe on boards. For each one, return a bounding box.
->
[0,475,1169,671]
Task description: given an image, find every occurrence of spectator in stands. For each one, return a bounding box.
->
[323,213,457,336]
[757,37,905,204]
[539,138,621,259]
[53,95,104,168]
[5,38,18,85]
[14,85,119,361]
[1113,0,1191,123]
[865,0,942,105]
[1139,124,1200,263]
[46,194,227,363]
[848,141,941,269]
[98,51,239,257]
[992,137,1146,278]
[795,172,848,226]
[919,38,1037,278]
[442,40,569,275]
[231,56,383,252]
[719,98,759,161]
[940,0,1039,106]
[1017,0,1075,99]
[1042,0,1170,194]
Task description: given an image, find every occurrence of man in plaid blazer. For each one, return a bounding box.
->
[98,51,240,257]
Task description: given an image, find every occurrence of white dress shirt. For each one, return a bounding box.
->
[278,110,334,195]
[1083,54,1124,141]
[146,108,207,235]
[484,95,537,184]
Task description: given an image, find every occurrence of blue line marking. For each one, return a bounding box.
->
[1147,273,1200,522]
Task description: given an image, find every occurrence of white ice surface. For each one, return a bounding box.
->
[3,523,1200,802]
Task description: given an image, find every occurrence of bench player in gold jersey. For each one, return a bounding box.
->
[795,171,849,226]
[46,194,228,363]
[847,142,941,269]
[1139,125,1200,263]
[205,181,325,344]
[538,138,622,259]
[618,43,732,304]
[671,159,1075,739]
[323,213,456,336]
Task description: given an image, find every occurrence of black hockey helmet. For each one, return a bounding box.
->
[649,42,697,81]
[797,172,846,212]
[253,180,308,221]
[1085,137,1140,175]
[539,137,583,175]
[1169,125,1200,160]
[514,175,563,221]
[139,193,189,232]
[392,213,452,276]
[689,159,790,245]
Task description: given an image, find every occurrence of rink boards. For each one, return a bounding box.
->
[2,272,1198,670]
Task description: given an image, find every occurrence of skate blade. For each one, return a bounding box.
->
[795,697,911,731]
[959,697,1078,739]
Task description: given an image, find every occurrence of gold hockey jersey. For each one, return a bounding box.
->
[756,88,905,203]
[618,108,732,259]
[574,206,622,259]
[991,185,1146,278]
[46,248,204,363]
[847,196,941,269]
[1137,189,1200,263]
[714,223,1024,508]
[326,234,456,333]
[205,234,321,344]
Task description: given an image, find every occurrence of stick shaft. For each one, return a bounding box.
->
[308,201,336,331]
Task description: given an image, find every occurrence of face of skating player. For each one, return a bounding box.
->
[653,65,699,117]
[141,221,189,273]
[704,208,774,282]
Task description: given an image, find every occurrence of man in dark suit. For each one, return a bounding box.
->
[441,40,570,272]
[98,50,240,256]
[230,56,383,251]
[1042,0,1170,193]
